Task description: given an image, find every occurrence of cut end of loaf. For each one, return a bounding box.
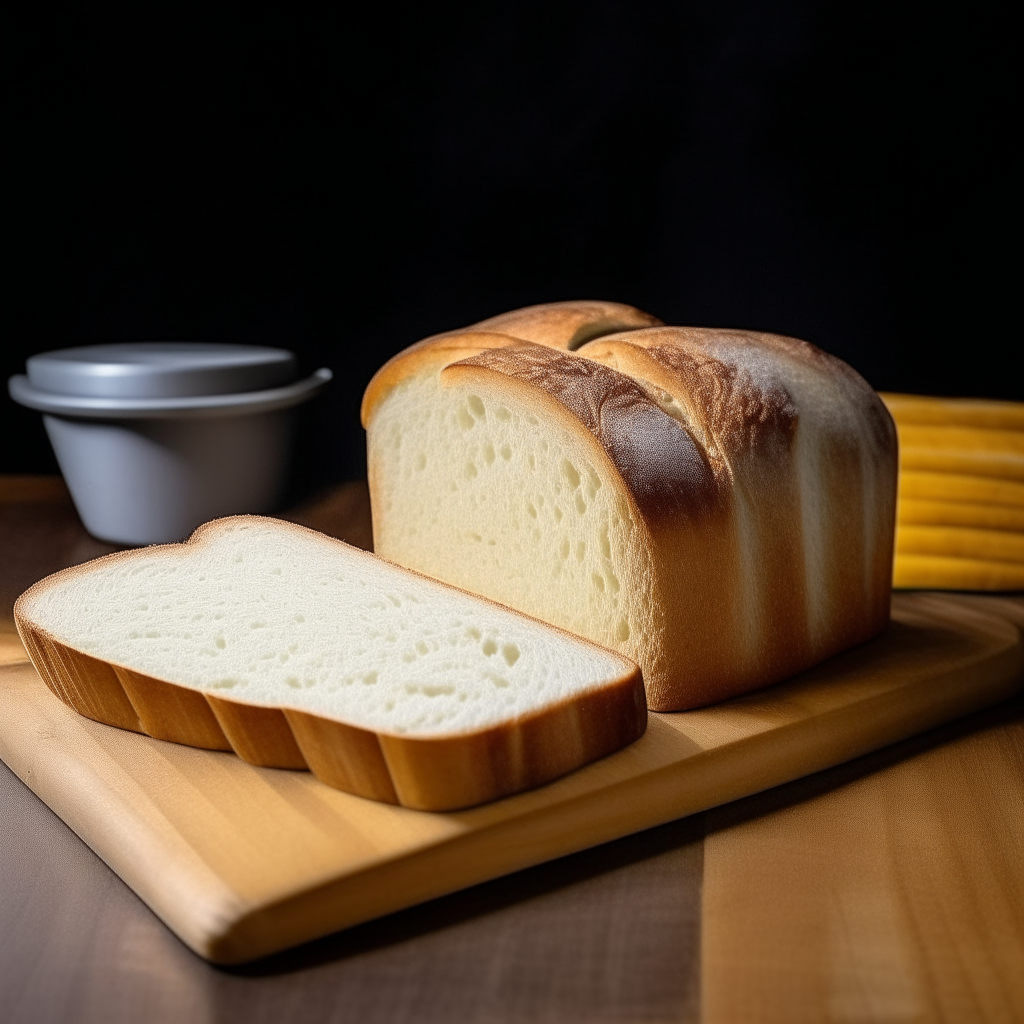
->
[368,363,655,675]
[365,307,899,712]
[15,517,646,810]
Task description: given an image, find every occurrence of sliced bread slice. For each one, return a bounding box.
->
[14,516,645,810]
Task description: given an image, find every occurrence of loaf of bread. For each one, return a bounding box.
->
[363,301,898,711]
[15,517,645,810]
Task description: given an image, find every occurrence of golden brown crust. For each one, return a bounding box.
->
[360,331,522,427]
[445,343,727,523]
[367,322,888,528]
[376,671,646,810]
[115,667,233,750]
[361,300,663,427]
[578,325,898,685]
[206,698,308,769]
[282,712,400,803]
[579,326,887,466]
[363,306,898,714]
[468,300,663,350]
[14,516,647,811]
[591,330,798,460]
[18,627,144,733]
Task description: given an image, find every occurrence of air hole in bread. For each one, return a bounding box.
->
[369,375,650,661]
[19,520,640,739]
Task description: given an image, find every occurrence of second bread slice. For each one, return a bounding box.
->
[15,516,646,810]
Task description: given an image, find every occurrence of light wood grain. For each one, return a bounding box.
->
[1,479,1022,1020]
[701,699,1024,1024]
[0,624,27,667]
[699,595,1024,1024]
[0,474,72,504]
[0,750,705,1024]
[1,592,1020,965]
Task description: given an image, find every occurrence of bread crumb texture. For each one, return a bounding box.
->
[365,304,898,710]
[20,520,628,737]
[373,374,648,657]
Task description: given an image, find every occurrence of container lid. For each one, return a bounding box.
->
[25,342,298,400]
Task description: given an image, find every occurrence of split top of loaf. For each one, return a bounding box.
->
[17,518,638,736]
[363,300,899,711]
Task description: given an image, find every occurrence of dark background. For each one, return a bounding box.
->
[5,2,1019,502]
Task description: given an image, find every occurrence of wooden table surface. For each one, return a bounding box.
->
[2,477,1022,1024]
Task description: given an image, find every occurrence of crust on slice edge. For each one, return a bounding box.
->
[13,517,647,812]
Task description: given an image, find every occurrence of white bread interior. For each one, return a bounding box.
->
[15,517,645,810]
[363,302,898,711]
[368,360,657,673]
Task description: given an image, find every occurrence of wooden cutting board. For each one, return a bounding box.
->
[1,592,1021,965]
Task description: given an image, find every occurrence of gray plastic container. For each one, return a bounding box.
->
[9,343,332,545]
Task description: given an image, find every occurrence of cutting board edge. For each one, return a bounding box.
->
[2,594,1021,964]
[0,667,254,956]
[205,635,1024,963]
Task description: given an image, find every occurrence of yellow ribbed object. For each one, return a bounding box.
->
[898,498,1024,531]
[893,555,1024,591]
[880,394,1024,590]
[899,447,1024,480]
[897,471,1024,507]
[895,525,1024,563]
[897,424,1024,454]
[880,393,1024,431]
